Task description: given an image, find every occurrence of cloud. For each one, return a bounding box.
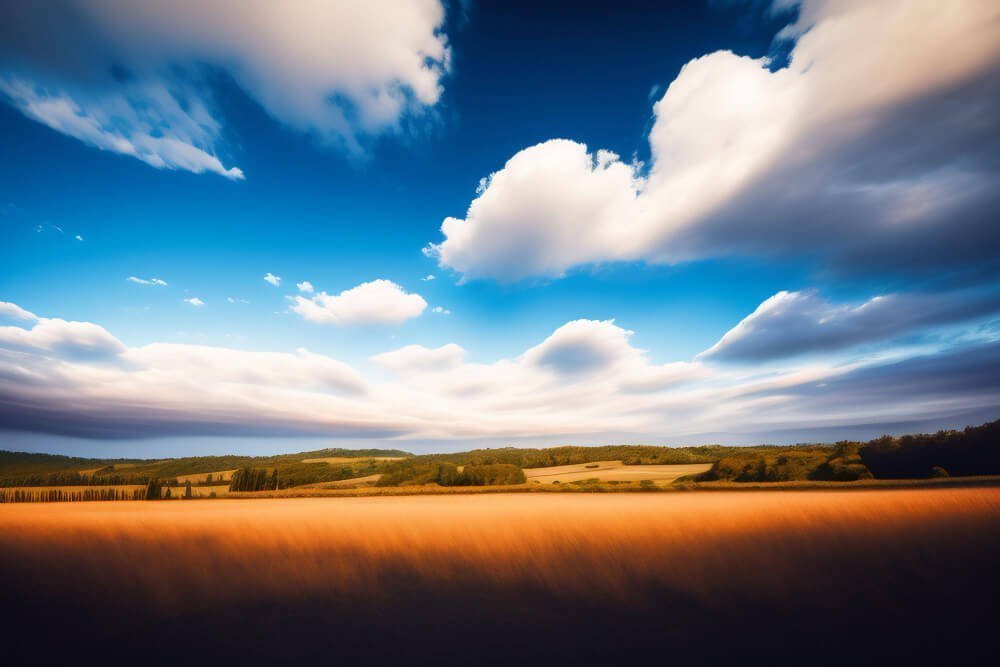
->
[296,281,314,294]
[74,234,83,241]
[522,319,643,375]
[263,273,281,287]
[0,315,125,359]
[428,0,1000,281]
[421,274,436,281]
[183,297,204,307]
[227,297,249,304]
[290,279,427,326]
[700,288,1000,362]
[127,276,167,286]
[0,301,996,443]
[431,306,450,315]
[372,343,466,374]
[0,301,37,321]
[0,0,450,176]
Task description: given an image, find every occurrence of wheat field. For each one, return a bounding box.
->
[1,488,996,663]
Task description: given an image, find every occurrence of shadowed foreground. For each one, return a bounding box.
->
[1,489,997,665]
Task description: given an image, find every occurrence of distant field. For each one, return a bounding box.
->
[524,461,712,484]
[297,473,383,489]
[165,484,231,497]
[301,456,405,465]
[175,470,236,484]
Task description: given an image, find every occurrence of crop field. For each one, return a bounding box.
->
[1,488,996,663]
[175,470,236,484]
[524,460,712,484]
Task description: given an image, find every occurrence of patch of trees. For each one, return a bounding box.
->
[412,445,726,469]
[698,444,869,483]
[0,471,149,487]
[0,487,145,503]
[229,467,280,492]
[859,420,1000,478]
[376,461,526,487]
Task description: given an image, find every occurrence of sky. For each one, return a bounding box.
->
[1,0,999,457]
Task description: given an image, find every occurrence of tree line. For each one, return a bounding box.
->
[377,462,526,487]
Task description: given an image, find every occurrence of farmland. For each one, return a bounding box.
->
[1,488,996,663]
[524,461,711,485]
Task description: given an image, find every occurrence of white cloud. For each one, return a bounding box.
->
[227,297,249,304]
[431,306,450,315]
[127,276,168,286]
[263,273,281,287]
[372,343,466,374]
[74,234,83,241]
[428,0,1000,280]
[0,0,450,175]
[700,288,1000,362]
[296,281,314,294]
[0,299,997,443]
[421,274,436,281]
[0,301,38,321]
[290,279,427,326]
[184,297,204,307]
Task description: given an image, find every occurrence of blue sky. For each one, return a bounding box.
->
[1,0,999,456]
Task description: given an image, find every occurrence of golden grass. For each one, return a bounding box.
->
[165,484,231,497]
[295,473,383,489]
[524,460,712,484]
[0,489,994,612]
[174,470,236,484]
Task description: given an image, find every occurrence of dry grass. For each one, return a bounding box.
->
[525,460,712,484]
[0,488,996,662]
[174,470,236,484]
[296,473,382,489]
[165,484,231,497]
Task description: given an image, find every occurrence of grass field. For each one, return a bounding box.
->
[0,489,995,663]
[524,460,712,484]
[175,470,236,484]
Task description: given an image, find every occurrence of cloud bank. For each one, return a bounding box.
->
[0,0,450,176]
[427,0,1000,280]
[1,295,996,443]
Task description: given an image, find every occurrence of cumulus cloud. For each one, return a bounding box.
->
[431,306,451,315]
[0,301,37,321]
[290,279,427,326]
[263,273,281,287]
[700,289,1000,362]
[0,300,997,442]
[372,343,466,374]
[0,0,450,176]
[127,276,167,286]
[428,0,1000,281]
[296,281,314,294]
[421,274,436,281]
[183,297,204,307]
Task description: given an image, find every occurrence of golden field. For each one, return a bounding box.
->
[524,460,712,484]
[1,488,996,663]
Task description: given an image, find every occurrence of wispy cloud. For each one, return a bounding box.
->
[0,0,451,175]
[127,276,168,286]
[263,273,282,287]
[183,297,204,307]
[296,281,314,294]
